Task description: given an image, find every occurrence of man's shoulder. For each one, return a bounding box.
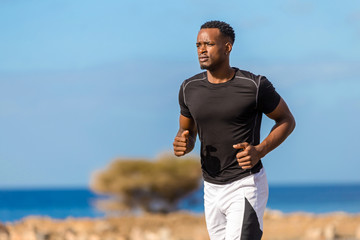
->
[234,68,273,87]
[182,72,207,86]
[235,68,260,81]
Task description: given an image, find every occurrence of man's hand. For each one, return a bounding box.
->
[173,130,190,156]
[233,142,262,169]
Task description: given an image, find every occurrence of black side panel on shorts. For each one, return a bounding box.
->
[241,198,263,240]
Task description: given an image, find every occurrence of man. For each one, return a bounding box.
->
[173,20,295,240]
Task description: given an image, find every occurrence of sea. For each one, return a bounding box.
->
[1,184,360,223]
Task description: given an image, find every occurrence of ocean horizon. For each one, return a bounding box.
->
[1,183,360,223]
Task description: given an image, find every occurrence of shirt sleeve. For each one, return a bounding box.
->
[178,82,193,118]
[257,76,281,114]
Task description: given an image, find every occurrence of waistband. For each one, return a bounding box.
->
[203,160,263,185]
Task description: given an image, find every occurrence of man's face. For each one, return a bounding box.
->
[196,28,228,70]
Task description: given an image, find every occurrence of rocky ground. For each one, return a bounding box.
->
[1,210,360,240]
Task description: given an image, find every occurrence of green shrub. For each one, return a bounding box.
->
[90,154,202,213]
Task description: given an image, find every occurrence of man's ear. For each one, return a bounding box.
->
[225,42,233,55]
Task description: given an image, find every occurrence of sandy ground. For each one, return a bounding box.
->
[2,210,360,240]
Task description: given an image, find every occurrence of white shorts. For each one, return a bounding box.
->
[204,168,269,240]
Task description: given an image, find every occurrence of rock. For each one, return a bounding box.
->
[0,233,9,240]
[355,225,360,240]
[304,225,337,240]
[324,224,336,240]
[20,230,37,240]
[0,223,10,240]
[264,209,284,220]
[35,232,52,240]
[64,228,77,240]
[304,227,322,240]
[88,233,100,240]
[7,212,360,240]
[158,228,171,240]
[130,227,143,240]
[95,221,115,233]
[143,228,172,240]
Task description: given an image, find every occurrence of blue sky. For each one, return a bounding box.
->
[1,0,359,187]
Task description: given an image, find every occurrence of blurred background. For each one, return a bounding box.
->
[1,0,360,222]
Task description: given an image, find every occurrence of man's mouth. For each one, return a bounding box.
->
[199,56,209,62]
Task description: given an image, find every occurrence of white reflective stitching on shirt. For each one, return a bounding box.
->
[252,112,259,146]
[235,75,261,145]
[256,75,262,109]
[252,76,263,147]
[234,76,259,88]
[183,76,206,106]
[235,75,260,107]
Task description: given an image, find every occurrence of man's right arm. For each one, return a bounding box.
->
[173,114,197,156]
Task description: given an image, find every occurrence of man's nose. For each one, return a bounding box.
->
[198,45,207,53]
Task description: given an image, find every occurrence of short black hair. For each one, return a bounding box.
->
[200,20,235,44]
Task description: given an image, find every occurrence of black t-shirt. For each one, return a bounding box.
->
[178,68,281,184]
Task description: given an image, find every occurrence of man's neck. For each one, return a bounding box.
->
[207,66,235,84]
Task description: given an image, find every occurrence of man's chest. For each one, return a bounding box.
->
[185,84,257,123]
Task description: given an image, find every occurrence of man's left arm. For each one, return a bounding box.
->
[234,97,296,169]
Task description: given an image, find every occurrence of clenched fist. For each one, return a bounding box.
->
[173,130,190,156]
[233,142,262,169]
